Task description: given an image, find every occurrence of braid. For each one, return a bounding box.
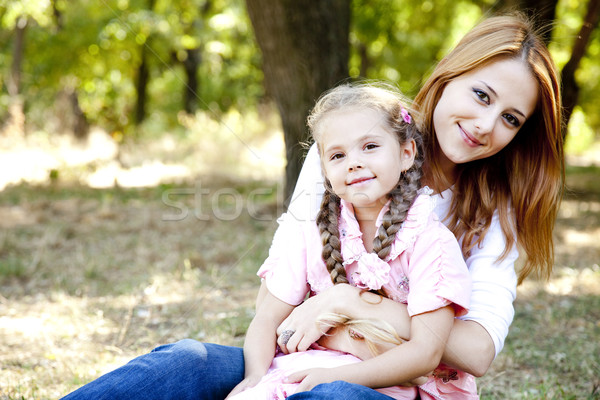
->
[372,117,424,260]
[317,180,347,284]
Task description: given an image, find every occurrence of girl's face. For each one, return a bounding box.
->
[318,107,415,213]
[432,58,538,178]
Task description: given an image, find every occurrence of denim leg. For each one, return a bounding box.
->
[61,339,244,400]
[287,381,396,400]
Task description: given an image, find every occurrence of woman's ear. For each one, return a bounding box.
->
[399,139,416,171]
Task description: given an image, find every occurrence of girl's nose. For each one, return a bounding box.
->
[348,160,363,171]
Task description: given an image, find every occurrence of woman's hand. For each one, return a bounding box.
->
[276,283,412,354]
[276,284,356,353]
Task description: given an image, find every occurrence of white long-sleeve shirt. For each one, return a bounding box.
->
[270,144,517,357]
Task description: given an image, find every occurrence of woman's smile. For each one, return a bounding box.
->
[458,124,482,147]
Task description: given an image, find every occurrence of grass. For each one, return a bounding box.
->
[0,126,599,399]
[0,179,276,399]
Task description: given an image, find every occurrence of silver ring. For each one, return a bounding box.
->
[280,329,296,345]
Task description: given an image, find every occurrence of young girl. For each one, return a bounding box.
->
[226,83,476,400]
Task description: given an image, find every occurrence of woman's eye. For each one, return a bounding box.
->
[503,113,520,127]
[474,89,489,104]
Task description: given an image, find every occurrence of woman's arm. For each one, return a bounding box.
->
[226,290,294,398]
[278,283,496,376]
[275,283,410,353]
[285,144,324,223]
[459,213,518,359]
[288,306,455,392]
[443,319,495,377]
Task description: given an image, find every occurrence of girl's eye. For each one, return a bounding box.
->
[503,113,520,127]
[364,143,379,150]
[474,89,490,104]
[330,153,344,161]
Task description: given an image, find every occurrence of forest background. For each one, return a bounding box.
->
[0,0,599,399]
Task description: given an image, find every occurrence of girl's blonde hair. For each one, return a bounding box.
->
[317,312,404,357]
[308,82,424,285]
[413,14,563,283]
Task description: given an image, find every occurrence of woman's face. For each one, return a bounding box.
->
[432,58,538,177]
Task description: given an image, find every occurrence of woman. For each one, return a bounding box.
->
[61,13,563,400]
[273,13,563,398]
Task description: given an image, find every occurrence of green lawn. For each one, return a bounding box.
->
[1,159,599,399]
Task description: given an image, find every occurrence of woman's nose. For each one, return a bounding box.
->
[474,113,496,134]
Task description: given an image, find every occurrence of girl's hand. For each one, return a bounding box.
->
[285,368,337,393]
[284,364,430,394]
[225,375,262,399]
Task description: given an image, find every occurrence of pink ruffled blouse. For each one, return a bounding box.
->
[254,193,477,400]
[259,194,471,317]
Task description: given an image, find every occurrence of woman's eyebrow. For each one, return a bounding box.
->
[479,80,527,118]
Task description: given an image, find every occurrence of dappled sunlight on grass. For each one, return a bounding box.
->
[479,163,600,398]
[0,128,118,190]
[544,265,600,295]
[0,179,274,398]
[0,107,285,192]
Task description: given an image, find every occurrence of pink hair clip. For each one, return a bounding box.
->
[400,107,412,124]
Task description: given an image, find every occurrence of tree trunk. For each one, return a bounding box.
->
[491,0,558,44]
[245,0,350,207]
[182,0,211,114]
[56,88,89,139]
[358,42,370,78]
[561,0,600,134]
[52,0,63,31]
[183,47,200,114]
[134,0,156,125]
[135,45,150,125]
[3,16,27,137]
[520,0,559,44]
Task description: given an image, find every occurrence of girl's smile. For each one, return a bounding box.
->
[346,176,375,186]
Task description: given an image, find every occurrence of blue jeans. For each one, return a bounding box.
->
[288,381,395,399]
[61,339,394,400]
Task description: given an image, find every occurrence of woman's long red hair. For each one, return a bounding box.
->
[413,14,564,283]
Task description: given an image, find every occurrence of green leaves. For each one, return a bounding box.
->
[0,0,598,142]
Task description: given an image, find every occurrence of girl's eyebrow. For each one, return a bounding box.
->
[478,80,527,119]
[323,134,384,154]
[323,144,342,155]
